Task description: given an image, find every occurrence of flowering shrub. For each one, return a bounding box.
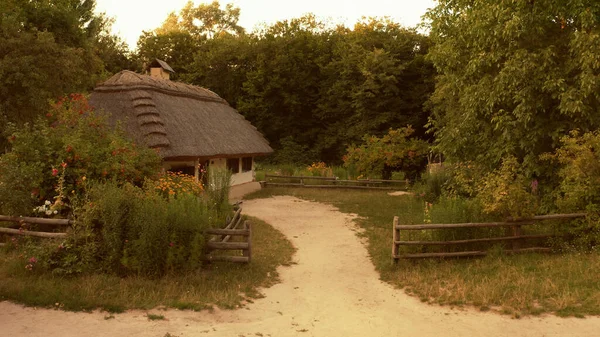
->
[306,162,332,177]
[343,127,428,180]
[0,94,162,216]
[149,171,204,199]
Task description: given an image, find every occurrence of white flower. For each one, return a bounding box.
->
[45,200,51,206]
[53,210,58,215]
[45,210,52,215]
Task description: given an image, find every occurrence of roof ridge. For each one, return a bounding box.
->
[96,70,228,105]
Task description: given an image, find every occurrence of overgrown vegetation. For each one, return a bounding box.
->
[0,94,161,217]
[247,187,600,317]
[0,217,295,312]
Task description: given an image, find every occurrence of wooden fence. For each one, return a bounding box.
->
[0,215,71,246]
[1,212,253,263]
[392,213,587,262]
[262,174,407,190]
[204,207,252,263]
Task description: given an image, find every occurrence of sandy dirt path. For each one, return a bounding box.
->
[2,195,600,336]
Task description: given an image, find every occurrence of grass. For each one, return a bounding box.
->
[0,216,295,313]
[245,187,600,317]
[146,313,166,320]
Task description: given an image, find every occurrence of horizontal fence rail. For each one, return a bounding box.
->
[392,213,587,262]
[0,215,71,246]
[262,174,407,190]
[204,207,252,263]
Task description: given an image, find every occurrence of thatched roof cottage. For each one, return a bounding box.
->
[89,60,273,186]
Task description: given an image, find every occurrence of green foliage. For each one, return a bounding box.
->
[271,136,315,166]
[543,130,600,250]
[343,127,428,180]
[476,156,538,219]
[0,0,134,140]
[204,167,233,217]
[413,167,452,203]
[425,0,600,174]
[137,8,434,165]
[544,130,600,211]
[77,182,211,277]
[0,94,162,216]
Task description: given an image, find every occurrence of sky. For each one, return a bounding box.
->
[94,0,437,50]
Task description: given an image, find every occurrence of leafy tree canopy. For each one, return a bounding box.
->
[425,0,600,175]
[0,0,132,148]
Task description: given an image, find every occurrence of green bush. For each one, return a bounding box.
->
[476,156,539,219]
[542,130,600,250]
[413,167,451,203]
[77,182,212,277]
[343,127,428,180]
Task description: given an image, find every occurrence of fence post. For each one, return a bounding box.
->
[392,216,399,263]
[243,220,252,262]
[512,224,522,250]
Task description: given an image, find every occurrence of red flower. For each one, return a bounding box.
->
[51,168,59,176]
[66,145,73,153]
[60,162,67,168]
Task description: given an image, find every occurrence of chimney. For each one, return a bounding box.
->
[147,59,175,80]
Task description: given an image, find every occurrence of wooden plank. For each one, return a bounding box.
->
[399,247,552,259]
[325,180,383,184]
[400,251,488,258]
[396,221,536,230]
[202,255,249,263]
[205,229,250,236]
[394,234,554,246]
[357,179,406,184]
[206,241,249,250]
[210,208,243,243]
[223,216,245,243]
[263,182,304,187]
[0,215,72,226]
[530,213,587,221]
[0,227,67,238]
[392,216,399,262]
[265,174,334,181]
[264,183,396,190]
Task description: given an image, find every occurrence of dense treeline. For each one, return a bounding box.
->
[1,0,434,165]
[136,2,435,164]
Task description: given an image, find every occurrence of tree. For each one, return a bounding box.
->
[179,0,244,38]
[315,18,434,162]
[0,0,133,149]
[343,127,429,180]
[425,0,600,175]
[135,1,244,80]
[236,15,331,164]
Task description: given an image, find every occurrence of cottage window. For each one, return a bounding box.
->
[242,157,253,172]
[227,158,240,174]
[168,166,195,176]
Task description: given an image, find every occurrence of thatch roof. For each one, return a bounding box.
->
[89,70,273,160]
